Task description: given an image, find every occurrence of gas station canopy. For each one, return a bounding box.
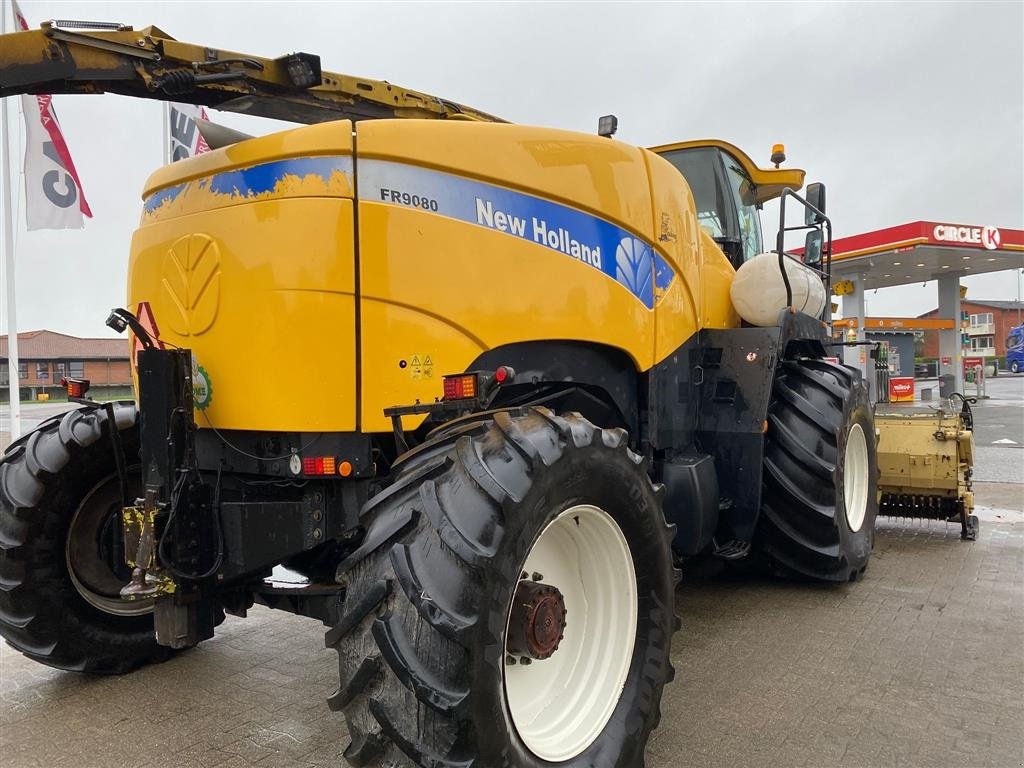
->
[830,221,1024,289]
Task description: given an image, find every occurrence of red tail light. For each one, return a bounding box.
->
[442,374,478,400]
[301,456,337,475]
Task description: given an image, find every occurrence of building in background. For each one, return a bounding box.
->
[919,300,1024,364]
[0,330,131,402]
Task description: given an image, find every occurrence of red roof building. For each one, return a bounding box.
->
[1,330,131,397]
[917,300,1024,360]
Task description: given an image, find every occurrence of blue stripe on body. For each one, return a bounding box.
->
[358,159,676,308]
[143,183,186,214]
[143,155,353,214]
[205,156,351,197]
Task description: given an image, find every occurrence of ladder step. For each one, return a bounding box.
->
[712,539,751,561]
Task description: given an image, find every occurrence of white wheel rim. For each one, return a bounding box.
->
[844,423,869,532]
[503,504,638,762]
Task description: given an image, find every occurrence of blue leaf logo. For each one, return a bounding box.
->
[615,237,654,307]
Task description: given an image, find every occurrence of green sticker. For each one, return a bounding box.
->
[192,362,213,411]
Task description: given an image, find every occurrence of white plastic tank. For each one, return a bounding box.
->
[730,252,827,327]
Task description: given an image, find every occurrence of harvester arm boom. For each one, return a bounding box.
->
[0,20,503,124]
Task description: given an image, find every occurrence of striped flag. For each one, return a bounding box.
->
[13,0,92,230]
[168,103,211,162]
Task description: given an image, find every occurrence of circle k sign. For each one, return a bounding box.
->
[932,224,1002,250]
[981,225,1001,250]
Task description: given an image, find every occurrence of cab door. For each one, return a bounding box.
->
[655,146,763,270]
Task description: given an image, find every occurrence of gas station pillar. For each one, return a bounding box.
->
[842,275,870,391]
[938,273,963,394]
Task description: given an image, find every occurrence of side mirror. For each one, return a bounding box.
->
[804,229,824,266]
[805,182,826,225]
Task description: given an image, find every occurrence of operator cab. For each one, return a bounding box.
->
[650,139,809,270]
[657,146,763,269]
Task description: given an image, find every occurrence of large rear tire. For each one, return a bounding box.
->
[0,404,171,673]
[327,407,679,767]
[757,359,878,582]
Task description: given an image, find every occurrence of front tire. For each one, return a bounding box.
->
[757,359,878,582]
[0,404,171,673]
[327,407,679,767]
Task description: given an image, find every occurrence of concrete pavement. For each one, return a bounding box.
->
[968,375,1024,485]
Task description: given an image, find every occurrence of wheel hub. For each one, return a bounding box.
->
[506,580,567,660]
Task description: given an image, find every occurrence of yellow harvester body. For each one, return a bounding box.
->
[130,122,799,435]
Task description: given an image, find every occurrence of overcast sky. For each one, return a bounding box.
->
[2,0,1022,338]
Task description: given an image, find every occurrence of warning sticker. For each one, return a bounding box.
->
[408,353,434,380]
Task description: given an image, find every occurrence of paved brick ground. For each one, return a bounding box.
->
[651,508,1024,768]
[2,501,1022,767]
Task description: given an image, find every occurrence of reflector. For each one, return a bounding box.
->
[494,365,514,384]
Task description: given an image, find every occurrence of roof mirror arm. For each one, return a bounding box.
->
[775,185,832,321]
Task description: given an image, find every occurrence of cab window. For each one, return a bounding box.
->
[723,156,763,262]
[657,146,762,268]
[658,148,729,240]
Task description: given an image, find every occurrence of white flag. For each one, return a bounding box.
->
[14,1,92,230]
[168,103,211,162]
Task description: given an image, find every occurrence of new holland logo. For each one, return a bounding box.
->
[615,237,653,306]
[162,233,221,336]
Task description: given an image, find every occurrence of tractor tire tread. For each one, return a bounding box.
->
[757,359,878,582]
[0,403,172,674]
[327,406,677,767]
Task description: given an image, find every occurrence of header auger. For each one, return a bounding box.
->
[1,19,877,768]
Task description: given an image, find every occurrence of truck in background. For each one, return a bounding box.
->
[1006,323,1024,373]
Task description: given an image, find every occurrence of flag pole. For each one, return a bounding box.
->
[1,0,22,440]
[163,102,170,165]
